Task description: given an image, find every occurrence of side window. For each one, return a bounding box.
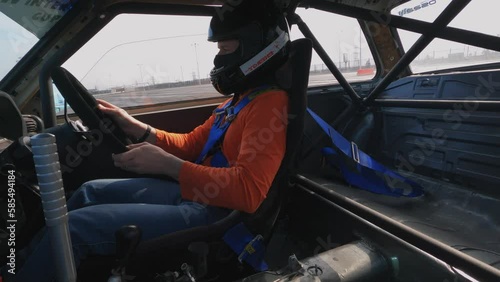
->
[61,14,219,115]
[291,7,376,86]
[392,0,500,73]
[61,10,377,115]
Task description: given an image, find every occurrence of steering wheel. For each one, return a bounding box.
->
[51,66,131,153]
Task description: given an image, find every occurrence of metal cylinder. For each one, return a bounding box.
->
[301,241,389,281]
[31,133,76,282]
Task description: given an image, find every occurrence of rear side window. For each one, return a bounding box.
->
[392,0,500,73]
[291,7,376,86]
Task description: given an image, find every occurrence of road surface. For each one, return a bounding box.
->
[91,72,368,109]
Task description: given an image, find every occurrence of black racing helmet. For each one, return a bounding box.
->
[208,1,291,95]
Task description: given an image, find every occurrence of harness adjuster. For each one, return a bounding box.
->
[213,106,226,115]
[237,234,263,263]
[351,141,360,164]
[225,107,236,121]
[213,108,226,124]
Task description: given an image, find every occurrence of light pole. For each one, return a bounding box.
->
[192,43,201,85]
[80,33,205,84]
[359,26,362,69]
[137,64,144,86]
[338,30,343,70]
[338,38,341,70]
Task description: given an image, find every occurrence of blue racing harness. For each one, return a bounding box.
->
[195,85,277,168]
[307,108,424,197]
[195,85,278,271]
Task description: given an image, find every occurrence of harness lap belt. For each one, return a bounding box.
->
[195,85,277,271]
[307,108,424,198]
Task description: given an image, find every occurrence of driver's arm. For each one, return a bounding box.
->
[178,90,288,213]
[151,99,231,161]
[153,115,213,161]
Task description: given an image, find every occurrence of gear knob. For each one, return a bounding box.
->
[115,225,142,265]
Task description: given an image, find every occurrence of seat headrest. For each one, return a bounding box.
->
[275,38,313,91]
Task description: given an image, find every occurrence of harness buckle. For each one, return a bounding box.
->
[237,234,263,263]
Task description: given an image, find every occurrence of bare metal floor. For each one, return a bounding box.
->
[306,173,500,270]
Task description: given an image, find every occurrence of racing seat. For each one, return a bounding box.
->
[118,38,312,278]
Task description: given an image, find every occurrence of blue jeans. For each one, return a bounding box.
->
[8,178,230,282]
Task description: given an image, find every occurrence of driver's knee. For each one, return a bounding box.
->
[66,179,109,210]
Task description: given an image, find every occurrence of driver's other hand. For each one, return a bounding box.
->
[112,143,183,179]
[96,99,149,140]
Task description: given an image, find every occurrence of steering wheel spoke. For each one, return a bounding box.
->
[51,67,131,153]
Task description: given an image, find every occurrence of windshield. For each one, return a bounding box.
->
[0,0,76,81]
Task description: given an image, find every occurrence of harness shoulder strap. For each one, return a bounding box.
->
[195,85,279,166]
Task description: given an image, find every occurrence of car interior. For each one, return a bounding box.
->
[1,0,500,281]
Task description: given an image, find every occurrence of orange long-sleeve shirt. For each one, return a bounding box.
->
[155,88,288,213]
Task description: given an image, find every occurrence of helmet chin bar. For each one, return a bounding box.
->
[210,67,246,96]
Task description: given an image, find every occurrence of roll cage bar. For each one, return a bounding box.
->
[2,1,500,280]
[303,0,500,112]
[2,0,499,124]
[295,0,500,107]
[295,175,500,282]
[290,1,500,281]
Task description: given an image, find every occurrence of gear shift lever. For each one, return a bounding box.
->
[116,225,142,265]
[108,225,142,282]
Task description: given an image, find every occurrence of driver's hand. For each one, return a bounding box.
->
[96,99,149,141]
[112,143,184,179]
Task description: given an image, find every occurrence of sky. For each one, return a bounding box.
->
[393,0,500,60]
[0,0,499,89]
[63,15,215,89]
[61,9,369,89]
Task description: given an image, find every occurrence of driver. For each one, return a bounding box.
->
[7,1,291,281]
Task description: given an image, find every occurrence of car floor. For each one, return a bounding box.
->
[301,171,500,270]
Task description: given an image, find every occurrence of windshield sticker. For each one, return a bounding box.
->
[0,0,76,38]
[397,0,437,17]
